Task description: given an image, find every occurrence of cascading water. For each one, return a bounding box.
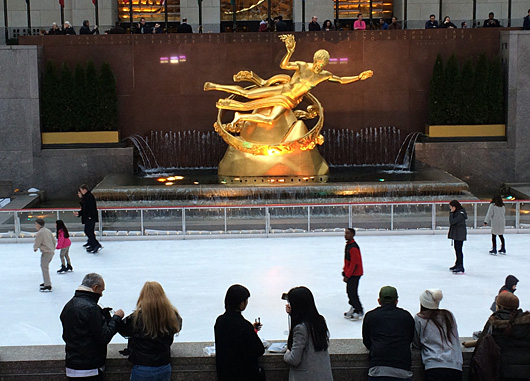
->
[394,132,424,171]
[123,135,160,172]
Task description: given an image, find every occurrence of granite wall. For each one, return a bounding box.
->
[0,46,133,200]
[415,31,530,194]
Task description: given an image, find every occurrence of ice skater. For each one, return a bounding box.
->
[56,220,73,274]
[74,184,102,253]
[33,218,56,292]
[343,228,364,320]
[490,275,518,312]
[448,200,467,274]
[483,195,506,255]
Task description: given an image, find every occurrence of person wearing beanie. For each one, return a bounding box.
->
[33,218,56,292]
[413,289,463,381]
[214,284,265,380]
[463,292,530,380]
[362,286,415,380]
[490,275,519,312]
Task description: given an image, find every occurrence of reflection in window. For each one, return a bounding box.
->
[118,0,181,22]
[220,0,292,22]
[334,0,393,20]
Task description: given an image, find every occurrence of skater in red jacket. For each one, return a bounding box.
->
[343,228,364,320]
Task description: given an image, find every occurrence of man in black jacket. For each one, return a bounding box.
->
[215,284,265,380]
[177,18,193,33]
[362,286,415,380]
[75,184,102,253]
[80,20,98,35]
[60,273,124,379]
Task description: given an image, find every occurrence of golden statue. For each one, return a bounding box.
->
[204,34,373,183]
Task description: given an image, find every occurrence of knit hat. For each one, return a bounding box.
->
[224,284,250,310]
[420,289,443,309]
[379,286,398,303]
[496,292,519,310]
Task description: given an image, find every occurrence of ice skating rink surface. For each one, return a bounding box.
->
[1,233,529,346]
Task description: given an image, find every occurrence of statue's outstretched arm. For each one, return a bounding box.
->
[328,70,373,84]
[279,34,298,71]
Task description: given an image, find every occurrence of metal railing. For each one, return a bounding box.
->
[1,200,529,241]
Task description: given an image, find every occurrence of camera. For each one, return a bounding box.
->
[281,292,289,301]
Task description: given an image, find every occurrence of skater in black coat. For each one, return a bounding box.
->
[75,184,102,253]
[448,200,467,273]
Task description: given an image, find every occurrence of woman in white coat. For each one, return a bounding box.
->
[484,195,506,254]
[283,286,333,381]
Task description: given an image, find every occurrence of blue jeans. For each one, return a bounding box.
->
[130,364,171,381]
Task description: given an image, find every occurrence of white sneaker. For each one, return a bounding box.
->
[351,313,364,320]
[344,306,354,318]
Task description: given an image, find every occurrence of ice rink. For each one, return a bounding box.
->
[1,232,529,347]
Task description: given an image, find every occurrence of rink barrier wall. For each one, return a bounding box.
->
[0,339,475,380]
[1,200,530,242]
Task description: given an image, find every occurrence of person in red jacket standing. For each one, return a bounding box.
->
[343,228,364,320]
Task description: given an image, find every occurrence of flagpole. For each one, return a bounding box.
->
[94,0,99,29]
[129,0,133,33]
[60,4,64,26]
[26,0,32,35]
[164,0,168,33]
[3,0,8,43]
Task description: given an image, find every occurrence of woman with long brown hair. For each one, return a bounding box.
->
[413,289,462,381]
[119,281,182,380]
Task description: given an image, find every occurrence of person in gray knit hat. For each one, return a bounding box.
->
[413,289,463,381]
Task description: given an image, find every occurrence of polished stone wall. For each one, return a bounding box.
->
[0,45,133,200]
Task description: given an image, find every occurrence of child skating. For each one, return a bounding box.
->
[56,220,73,274]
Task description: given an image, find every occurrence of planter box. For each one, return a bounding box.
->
[426,124,505,138]
[41,131,120,145]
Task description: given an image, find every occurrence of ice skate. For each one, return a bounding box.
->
[452,267,465,274]
[39,285,52,292]
[88,244,102,254]
[489,249,497,255]
[449,265,457,271]
[350,312,364,321]
[57,265,67,274]
[498,247,506,255]
[344,306,354,319]
[66,264,73,272]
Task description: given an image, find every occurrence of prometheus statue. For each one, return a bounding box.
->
[204,34,373,184]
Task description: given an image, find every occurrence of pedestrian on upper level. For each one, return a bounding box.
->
[426,14,439,29]
[484,12,501,27]
[380,18,389,30]
[461,21,468,28]
[63,21,76,35]
[48,22,61,35]
[80,20,98,35]
[275,15,289,31]
[354,13,367,30]
[177,18,193,33]
[309,16,321,31]
[389,16,402,29]
[523,9,530,30]
[135,17,151,34]
[258,19,268,32]
[152,23,164,33]
[322,20,334,31]
[440,16,457,28]
[109,21,126,34]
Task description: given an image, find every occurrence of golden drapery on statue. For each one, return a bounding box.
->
[204,34,373,184]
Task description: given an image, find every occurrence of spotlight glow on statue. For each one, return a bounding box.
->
[204,34,373,183]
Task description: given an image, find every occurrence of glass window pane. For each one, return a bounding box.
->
[220,0,293,22]
[186,208,225,234]
[393,204,432,230]
[143,209,183,235]
[351,204,391,230]
[269,206,308,233]
[226,207,266,234]
[118,0,181,23]
[309,205,349,232]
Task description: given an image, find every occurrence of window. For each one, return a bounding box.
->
[334,0,393,20]
[220,0,292,22]
[118,0,181,23]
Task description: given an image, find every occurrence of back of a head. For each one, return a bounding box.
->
[83,20,89,27]
[183,18,187,23]
[505,275,519,289]
[379,285,398,304]
[81,273,103,288]
[420,289,443,309]
[449,199,462,210]
[135,281,181,338]
[496,292,519,311]
[224,284,250,310]
[35,218,45,227]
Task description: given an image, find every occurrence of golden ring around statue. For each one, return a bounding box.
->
[214,89,325,156]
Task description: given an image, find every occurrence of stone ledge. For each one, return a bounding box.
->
[0,339,474,380]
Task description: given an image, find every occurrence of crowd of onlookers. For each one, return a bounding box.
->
[36,8,530,37]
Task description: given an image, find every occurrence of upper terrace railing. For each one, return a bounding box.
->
[1,200,530,240]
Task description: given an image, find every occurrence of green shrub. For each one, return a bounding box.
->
[428,54,445,125]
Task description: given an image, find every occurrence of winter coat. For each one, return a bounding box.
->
[343,239,363,278]
[362,303,415,371]
[118,311,182,367]
[60,289,122,370]
[448,208,467,241]
[56,229,71,249]
[78,191,99,224]
[485,204,505,235]
[491,275,519,312]
[214,310,265,381]
[480,309,530,380]
[283,323,332,381]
